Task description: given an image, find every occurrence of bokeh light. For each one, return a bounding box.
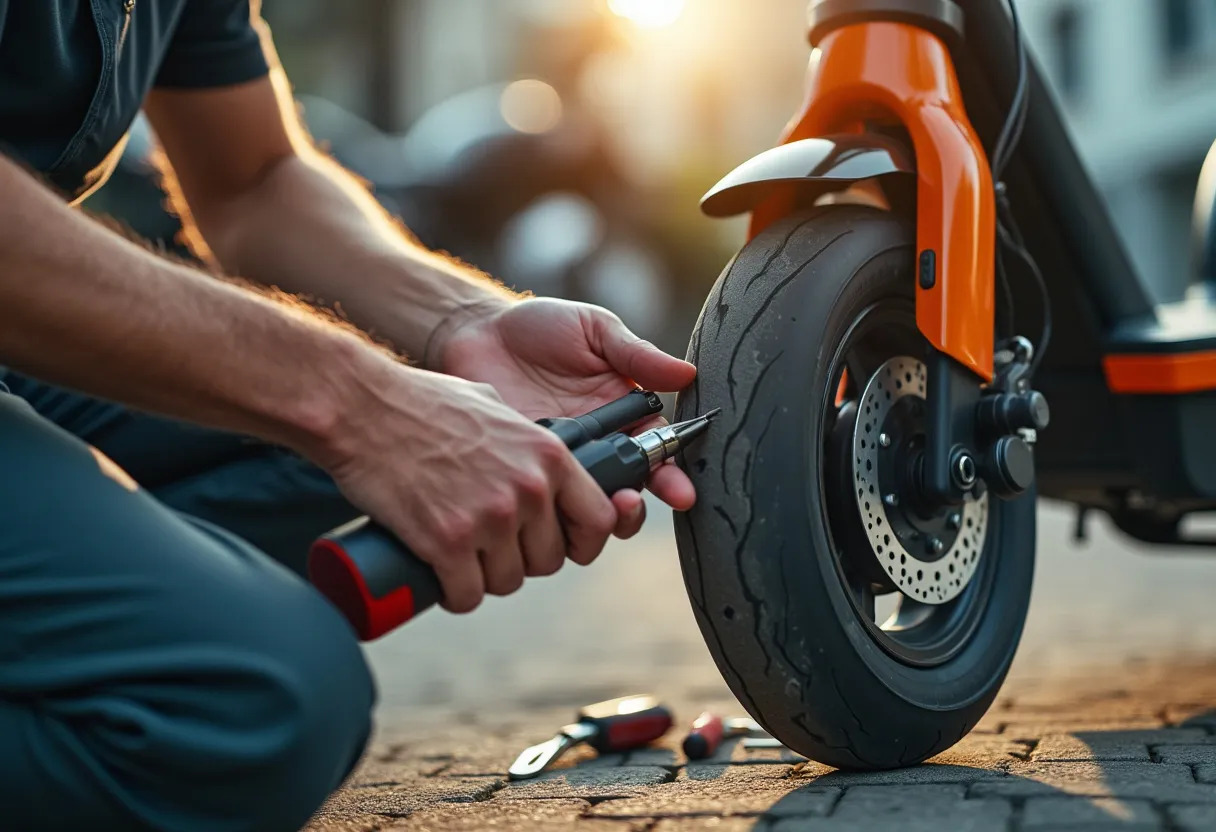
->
[499,79,564,134]
[607,0,686,29]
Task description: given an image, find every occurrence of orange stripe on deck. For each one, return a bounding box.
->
[1103,351,1216,394]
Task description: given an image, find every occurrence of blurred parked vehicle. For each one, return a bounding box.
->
[87,78,673,341]
[305,81,672,335]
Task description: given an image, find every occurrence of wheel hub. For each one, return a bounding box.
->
[852,357,989,605]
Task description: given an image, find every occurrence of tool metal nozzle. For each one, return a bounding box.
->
[634,408,722,469]
[672,409,720,444]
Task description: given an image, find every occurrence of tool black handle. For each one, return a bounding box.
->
[536,390,662,449]
[577,390,663,437]
[573,433,652,495]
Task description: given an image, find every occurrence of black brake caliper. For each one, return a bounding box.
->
[973,336,1050,499]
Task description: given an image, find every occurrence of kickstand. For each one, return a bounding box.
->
[1074,506,1089,545]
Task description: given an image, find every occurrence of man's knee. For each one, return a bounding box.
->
[102,575,373,831]
[200,581,376,830]
[165,583,374,830]
[269,588,376,782]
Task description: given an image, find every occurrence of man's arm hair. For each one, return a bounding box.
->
[144,55,517,371]
[0,152,398,461]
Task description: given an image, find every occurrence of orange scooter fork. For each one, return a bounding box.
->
[752,22,996,382]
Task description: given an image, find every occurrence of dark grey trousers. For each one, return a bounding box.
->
[0,372,375,831]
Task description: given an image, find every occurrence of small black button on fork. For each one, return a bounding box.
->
[919,250,937,290]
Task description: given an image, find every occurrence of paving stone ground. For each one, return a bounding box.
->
[306,503,1216,830]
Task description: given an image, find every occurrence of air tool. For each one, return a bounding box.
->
[308,392,720,640]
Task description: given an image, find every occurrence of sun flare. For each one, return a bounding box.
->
[607,0,686,29]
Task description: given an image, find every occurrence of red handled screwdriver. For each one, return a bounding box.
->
[308,396,720,640]
[508,695,674,780]
[681,713,764,760]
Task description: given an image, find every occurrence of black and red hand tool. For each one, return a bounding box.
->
[308,390,661,640]
[308,392,718,641]
[507,695,674,780]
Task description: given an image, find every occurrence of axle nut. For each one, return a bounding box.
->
[952,452,978,490]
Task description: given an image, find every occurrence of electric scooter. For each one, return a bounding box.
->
[674,0,1216,770]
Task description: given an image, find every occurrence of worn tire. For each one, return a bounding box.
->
[674,206,1035,770]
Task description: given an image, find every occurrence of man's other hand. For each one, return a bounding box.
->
[433,297,699,537]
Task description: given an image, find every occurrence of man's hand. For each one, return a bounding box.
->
[433,298,698,536]
[322,362,618,613]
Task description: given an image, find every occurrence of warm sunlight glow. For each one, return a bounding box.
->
[500,80,563,134]
[608,0,686,29]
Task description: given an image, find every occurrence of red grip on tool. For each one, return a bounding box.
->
[599,710,673,752]
[578,696,674,753]
[308,517,442,641]
[682,712,725,760]
[308,539,414,641]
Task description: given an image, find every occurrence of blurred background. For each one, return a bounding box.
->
[75,0,1216,716]
[86,0,1216,354]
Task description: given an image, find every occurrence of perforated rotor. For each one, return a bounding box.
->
[852,357,988,605]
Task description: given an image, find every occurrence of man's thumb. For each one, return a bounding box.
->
[592,311,697,391]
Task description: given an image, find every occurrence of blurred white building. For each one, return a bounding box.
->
[1018,0,1216,300]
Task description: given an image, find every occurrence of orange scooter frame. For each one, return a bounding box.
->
[753,23,996,383]
[698,0,1216,534]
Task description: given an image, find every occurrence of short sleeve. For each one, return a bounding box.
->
[154,0,270,89]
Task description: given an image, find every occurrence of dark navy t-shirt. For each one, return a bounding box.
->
[0,0,270,203]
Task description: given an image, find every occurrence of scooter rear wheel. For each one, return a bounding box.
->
[674,206,1035,770]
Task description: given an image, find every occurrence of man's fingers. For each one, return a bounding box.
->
[520,500,566,577]
[480,543,526,597]
[648,463,697,511]
[611,490,646,539]
[556,466,617,566]
[591,312,696,392]
[431,551,486,614]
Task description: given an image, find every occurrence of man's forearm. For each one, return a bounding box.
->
[193,149,516,367]
[0,155,391,461]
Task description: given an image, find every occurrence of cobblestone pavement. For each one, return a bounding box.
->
[306,502,1216,830]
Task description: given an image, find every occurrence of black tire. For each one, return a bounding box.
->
[674,206,1036,770]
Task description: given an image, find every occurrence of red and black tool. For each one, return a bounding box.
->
[308,392,720,641]
[508,695,674,780]
[681,712,764,760]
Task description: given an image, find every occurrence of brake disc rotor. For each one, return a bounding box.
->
[852,356,989,605]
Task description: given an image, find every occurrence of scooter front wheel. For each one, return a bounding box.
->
[674,206,1035,770]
